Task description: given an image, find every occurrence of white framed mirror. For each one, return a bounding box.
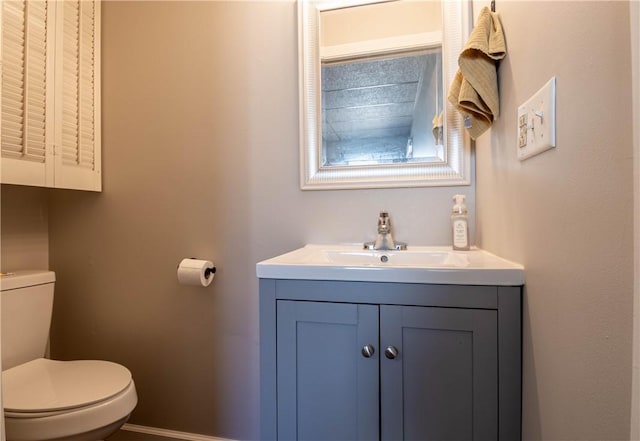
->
[299,0,472,190]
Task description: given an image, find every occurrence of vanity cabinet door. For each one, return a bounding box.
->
[276,300,379,441]
[380,305,498,441]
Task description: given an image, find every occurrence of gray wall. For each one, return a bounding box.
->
[1,1,636,440]
[632,0,640,436]
[0,185,49,271]
[474,2,635,440]
[46,1,472,438]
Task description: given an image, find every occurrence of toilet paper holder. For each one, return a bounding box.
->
[204,266,216,278]
[177,258,217,287]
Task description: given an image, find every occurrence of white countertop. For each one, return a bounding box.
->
[257,244,524,286]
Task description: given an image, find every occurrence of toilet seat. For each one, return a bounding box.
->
[3,358,137,441]
[3,358,132,414]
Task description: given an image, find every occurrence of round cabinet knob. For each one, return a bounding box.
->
[384,345,399,360]
[361,344,375,358]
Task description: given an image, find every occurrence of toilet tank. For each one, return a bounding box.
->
[0,271,55,370]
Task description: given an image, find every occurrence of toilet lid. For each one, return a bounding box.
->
[2,358,132,413]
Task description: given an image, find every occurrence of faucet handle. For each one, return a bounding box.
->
[365,210,407,251]
[377,210,391,233]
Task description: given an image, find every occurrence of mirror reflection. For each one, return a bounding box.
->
[320,0,444,167]
[322,50,443,166]
[299,0,471,190]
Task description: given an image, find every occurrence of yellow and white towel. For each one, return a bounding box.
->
[448,6,506,140]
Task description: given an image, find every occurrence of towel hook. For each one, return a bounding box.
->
[491,0,495,11]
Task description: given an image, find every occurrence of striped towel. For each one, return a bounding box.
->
[448,6,506,140]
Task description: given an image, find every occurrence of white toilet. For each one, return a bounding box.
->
[0,271,137,441]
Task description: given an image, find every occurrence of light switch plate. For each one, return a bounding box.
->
[517,77,556,161]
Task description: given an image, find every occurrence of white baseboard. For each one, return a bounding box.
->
[121,423,236,441]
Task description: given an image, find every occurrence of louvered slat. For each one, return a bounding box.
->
[59,0,95,169]
[23,0,48,162]
[60,0,79,165]
[2,1,26,157]
[1,0,49,163]
[78,0,95,170]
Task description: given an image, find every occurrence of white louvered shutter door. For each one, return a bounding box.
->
[1,0,55,186]
[54,0,100,191]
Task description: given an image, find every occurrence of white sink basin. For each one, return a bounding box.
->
[323,249,471,267]
[256,244,524,286]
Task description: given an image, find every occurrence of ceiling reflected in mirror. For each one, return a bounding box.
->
[322,49,443,166]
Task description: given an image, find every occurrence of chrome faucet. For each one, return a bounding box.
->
[364,211,407,251]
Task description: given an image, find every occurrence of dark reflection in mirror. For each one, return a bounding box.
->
[322,48,443,167]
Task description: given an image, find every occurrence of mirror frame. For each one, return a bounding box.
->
[299,0,472,190]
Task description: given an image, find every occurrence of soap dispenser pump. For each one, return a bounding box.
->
[451,194,470,251]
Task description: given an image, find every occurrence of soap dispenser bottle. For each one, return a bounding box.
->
[451,194,470,251]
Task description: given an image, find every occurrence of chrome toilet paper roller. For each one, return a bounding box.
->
[177,258,216,287]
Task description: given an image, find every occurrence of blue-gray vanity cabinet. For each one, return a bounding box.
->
[277,301,379,440]
[259,279,522,441]
[381,305,498,440]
